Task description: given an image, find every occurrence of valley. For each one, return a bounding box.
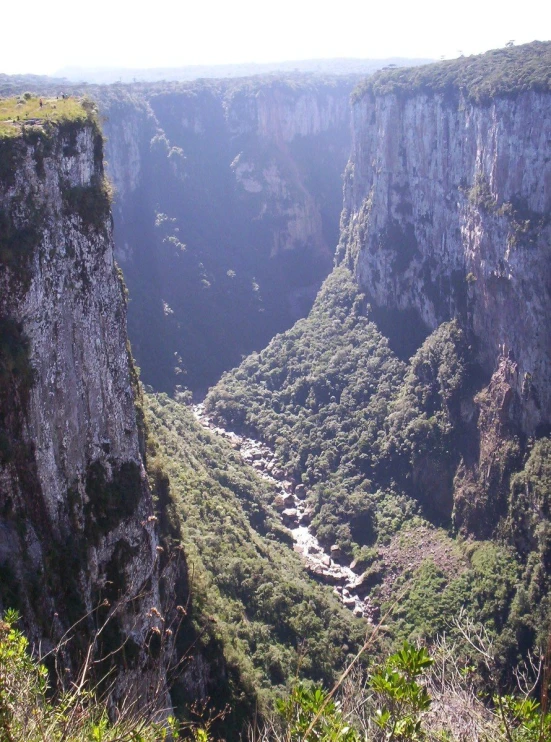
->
[0,40,550,741]
[193,402,376,620]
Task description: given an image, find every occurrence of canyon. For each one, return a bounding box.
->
[193,403,377,620]
[97,76,355,393]
[0,41,550,736]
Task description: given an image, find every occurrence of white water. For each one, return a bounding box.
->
[193,404,374,621]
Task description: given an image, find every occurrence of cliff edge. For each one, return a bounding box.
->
[0,98,171,707]
[340,42,551,436]
[339,43,551,533]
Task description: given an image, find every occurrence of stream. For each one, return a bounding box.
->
[193,404,375,621]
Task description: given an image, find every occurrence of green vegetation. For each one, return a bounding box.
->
[206,267,474,552]
[353,41,551,103]
[256,636,551,741]
[4,607,550,742]
[0,608,182,741]
[389,541,521,652]
[145,393,365,714]
[206,265,551,668]
[0,95,95,138]
[62,175,112,232]
[368,643,433,741]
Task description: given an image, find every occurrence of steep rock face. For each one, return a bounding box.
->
[97,77,354,392]
[0,119,171,704]
[341,79,550,437]
[339,45,551,532]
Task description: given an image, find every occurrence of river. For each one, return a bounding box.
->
[193,404,375,621]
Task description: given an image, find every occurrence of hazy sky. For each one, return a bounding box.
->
[2,0,550,75]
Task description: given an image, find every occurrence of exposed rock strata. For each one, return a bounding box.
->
[339,48,551,533]
[0,119,171,705]
[96,78,354,392]
[340,86,551,436]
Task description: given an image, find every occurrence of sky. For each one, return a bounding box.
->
[2,0,550,75]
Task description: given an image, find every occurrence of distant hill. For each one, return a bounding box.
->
[0,72,69,96]
[55,57,433,84]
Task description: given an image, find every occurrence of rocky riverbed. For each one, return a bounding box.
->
[193,404,375,621]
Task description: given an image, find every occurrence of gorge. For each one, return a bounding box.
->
[98,75,355,393]
[1,41,550,740]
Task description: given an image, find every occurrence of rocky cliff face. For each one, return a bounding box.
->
[0,115,173,705]
[339,43,551,531]
[341,88,551,433]
[96,77,354,393]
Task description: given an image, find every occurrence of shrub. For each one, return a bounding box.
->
[0,609,179,741]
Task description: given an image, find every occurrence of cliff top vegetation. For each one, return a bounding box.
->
[353,41,551,103]
[0,94,96,138]
[89,71,360,114]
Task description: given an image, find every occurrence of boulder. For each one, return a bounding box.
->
[299,507,313,525]
[273,495,286,511]
[330,544,342,560]
[282,508,299,525]
[295,484,306,498]
[309,564,324,576]
[350,563,385,596]
[320,570,345,585]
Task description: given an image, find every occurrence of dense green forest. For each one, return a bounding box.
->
[353,41,551,102]
[145,393,365,724]
[206,267,551,674]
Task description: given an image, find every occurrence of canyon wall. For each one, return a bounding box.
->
[338,42,551,531]
[0,115,175,706]
[97,76,355,393]
[340,44,551,436]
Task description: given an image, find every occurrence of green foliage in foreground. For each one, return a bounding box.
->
[353,41,551,103]
[369,643,433,741]
[271,639,551,742]
[145,394,365,712]
[3,609,550,742]
[0,609,178,741]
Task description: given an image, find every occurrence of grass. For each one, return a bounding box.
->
[0,95,93,138]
